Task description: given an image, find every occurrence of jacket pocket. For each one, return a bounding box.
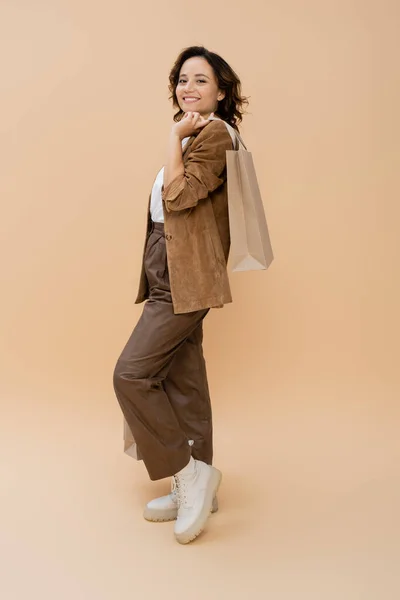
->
[205,230,224,274]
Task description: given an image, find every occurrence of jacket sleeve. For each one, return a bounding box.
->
[162,120,233,212]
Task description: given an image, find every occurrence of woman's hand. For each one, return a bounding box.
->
[172,112,214,140]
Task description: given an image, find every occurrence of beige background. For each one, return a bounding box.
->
[1,1,399,598]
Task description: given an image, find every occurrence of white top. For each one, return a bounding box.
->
[150,137,190,223]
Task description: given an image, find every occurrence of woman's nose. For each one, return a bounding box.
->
[184,81,195,93]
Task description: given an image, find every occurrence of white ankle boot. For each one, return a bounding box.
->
[143,476,219,523]
[173,457,222,544]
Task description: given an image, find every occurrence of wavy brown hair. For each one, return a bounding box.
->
[168,46,249,132]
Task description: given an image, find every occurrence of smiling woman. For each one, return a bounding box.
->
[176,61,223,117]
[169,46,248,130]
[113,45,249,546]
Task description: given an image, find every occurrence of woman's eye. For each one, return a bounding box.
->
[178,79,206,84]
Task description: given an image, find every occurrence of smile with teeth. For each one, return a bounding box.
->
[183,97,200,103]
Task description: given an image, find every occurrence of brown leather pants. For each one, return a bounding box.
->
[113,222,213,481]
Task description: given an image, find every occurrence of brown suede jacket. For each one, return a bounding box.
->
[135,119,234,314]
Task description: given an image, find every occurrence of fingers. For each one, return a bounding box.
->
[180,111,208,132]
[184,112,200,119]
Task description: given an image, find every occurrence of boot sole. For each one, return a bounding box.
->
[143,496,219,523]
[143,507,178,522]
[174,467,222,545]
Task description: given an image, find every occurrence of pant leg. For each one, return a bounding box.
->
[113,225,209,481]
[163,322,213,465]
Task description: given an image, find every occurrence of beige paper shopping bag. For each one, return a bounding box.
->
[215,118,274,272]
[123,418,143,461]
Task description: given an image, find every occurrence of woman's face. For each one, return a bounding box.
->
[176,56,225,119]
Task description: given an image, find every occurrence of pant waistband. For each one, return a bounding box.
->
[151,221,165,235]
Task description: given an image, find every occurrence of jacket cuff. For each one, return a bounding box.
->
[161,176,186,211]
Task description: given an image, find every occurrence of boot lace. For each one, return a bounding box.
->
[173,475,188,509]
[171,477,178,502]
